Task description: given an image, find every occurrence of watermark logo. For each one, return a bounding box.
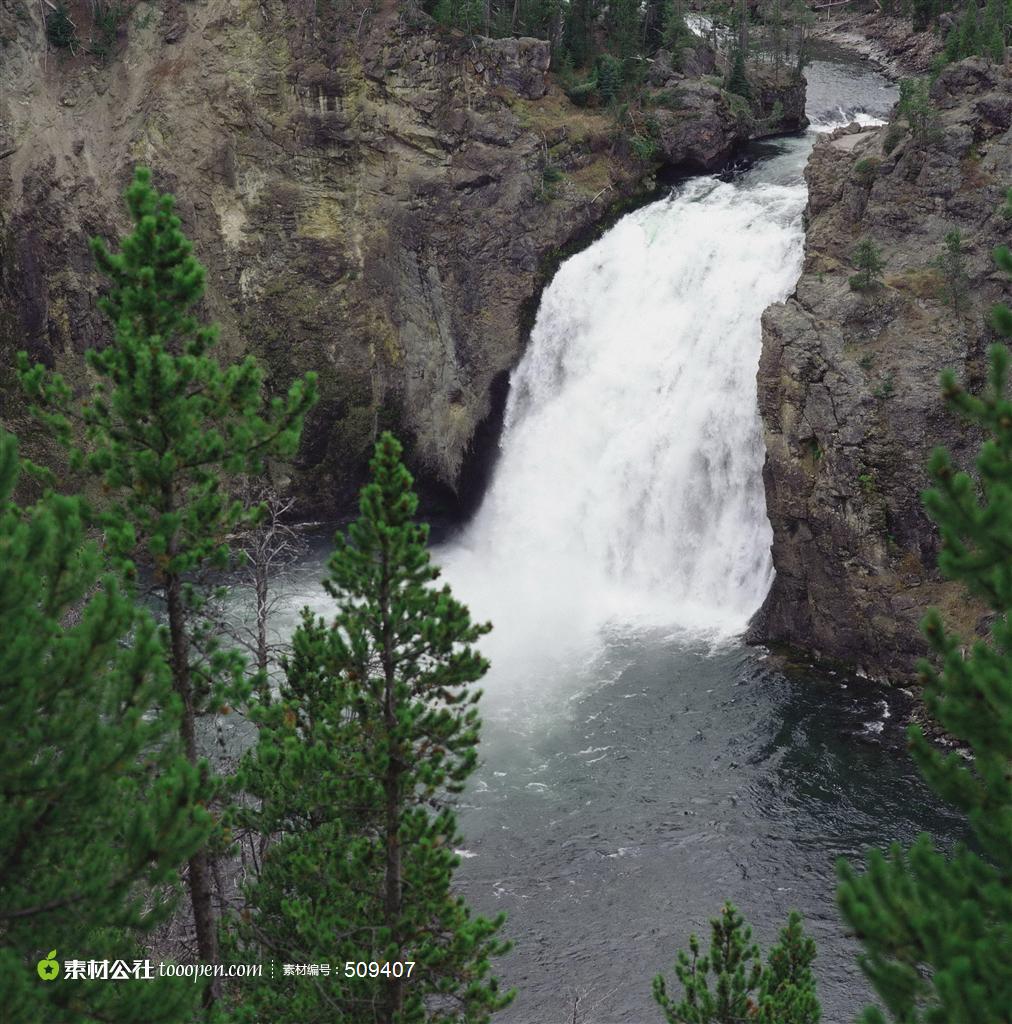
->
[37,950,59,982]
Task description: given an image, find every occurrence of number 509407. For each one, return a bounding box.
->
[344,961,415,979]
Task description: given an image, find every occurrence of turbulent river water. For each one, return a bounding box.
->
[270,47,967,1024]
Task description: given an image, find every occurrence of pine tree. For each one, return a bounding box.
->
[849,238,887,291]
[836,190,1012,1024]
[17,166,317,999]
[0,429,211,1024]
[934,229,969,314]
[912,0,935,33]
[596,52,625,102]
[564,0,599,68]
[662,0,692,53]
[652,903,820,1024]
[607,0,642,58]
[958,0,982,57]
[230,433,512,1024]
[983,0,1006,61]
[755,914,821,1024]
[896,77,941,146]
[726,47,751,98]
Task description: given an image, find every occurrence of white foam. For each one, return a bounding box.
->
[438,174,808,672]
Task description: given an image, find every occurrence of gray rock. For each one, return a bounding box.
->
[752,58,1012,680]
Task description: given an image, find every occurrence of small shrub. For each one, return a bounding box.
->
[629,134,658,162]
[853,157,880,183]
[652,88,684,109]
[849,238,886,292]
[882,122,906,155]
[873,373,895,399]
[859,352,875,370]
[45,3,77,50]
[90,2,127,61]
[858,472,877,494]
[565,78,599,107]
[934,228,969,313]
[538,161,563,202]
[724,91,752,124]
[898,78,942,145]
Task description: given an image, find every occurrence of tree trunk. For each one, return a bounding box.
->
[383,752,403,1023]
[165,544,220,1006]
[380,557,403,1024]
[255,558,269,681]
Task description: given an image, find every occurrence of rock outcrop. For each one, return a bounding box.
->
[814,12,942,76]
[641,49,807,170]
[753,58,1012,680]
[0,0,803,514]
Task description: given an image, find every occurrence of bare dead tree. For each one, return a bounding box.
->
[214,478,308,695]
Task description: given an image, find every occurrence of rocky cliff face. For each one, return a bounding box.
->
[643,48,808,170]
[753,59,1012,680]
[815,12,942,76]
[0,0,804,514]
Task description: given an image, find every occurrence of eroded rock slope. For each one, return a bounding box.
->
[754,59,1012,680]
[0,0,804,512]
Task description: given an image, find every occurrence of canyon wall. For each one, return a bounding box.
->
[0,0,804,514]
[753,59,1012,680]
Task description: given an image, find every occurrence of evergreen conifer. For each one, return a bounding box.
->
[849,238,887,291]
[653,903,819,1024]
[17,166,317,998]
[836,190,1012,1024]
[727,47,751,98]
[934,229,969,313]
[0,429,210,1024]
[230,433,512,1024]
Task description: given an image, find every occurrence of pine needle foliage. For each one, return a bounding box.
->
[836,189,1012,1024]
[0,429,210,1024]
[16,165,317,990]
[849,238,887,292]
[230,433,512,1024]
[653,903,820,1024]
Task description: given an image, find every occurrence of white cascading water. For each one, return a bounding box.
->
[440,172,809,664]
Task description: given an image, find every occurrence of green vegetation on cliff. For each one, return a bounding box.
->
[880,0,1010,68]
[425,0,811,110]
[835,196,1012,1024]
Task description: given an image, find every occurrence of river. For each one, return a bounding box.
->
[434,48,960,1024]
[269,47,966,1024]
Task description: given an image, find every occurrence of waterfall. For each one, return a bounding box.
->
[440,171,809,663]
